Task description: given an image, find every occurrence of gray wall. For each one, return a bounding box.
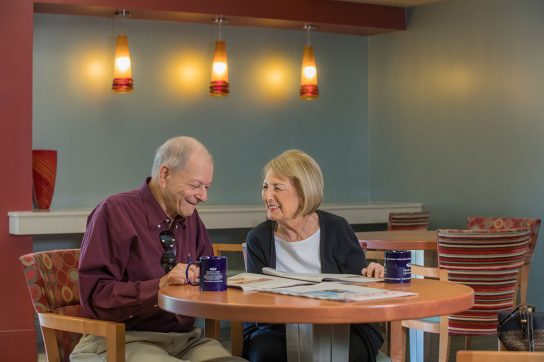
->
[33,14,370,209]
[369,0,544,307]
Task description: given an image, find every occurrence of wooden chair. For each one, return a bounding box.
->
[208,243,245,357]
[19,249,125,362]
[358,240,385,261]
[437,228,530,351]
[467,216,541,305]
[457,350,544,362]
[399,265,449,362]
[388,211,430,231]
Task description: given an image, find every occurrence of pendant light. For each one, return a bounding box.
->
[300,24,319,100]
[112,10,134,93]
[209,16,229,96]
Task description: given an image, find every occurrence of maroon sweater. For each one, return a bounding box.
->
[78,178,213,332]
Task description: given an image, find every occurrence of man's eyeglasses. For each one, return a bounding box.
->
[160,230,176,273]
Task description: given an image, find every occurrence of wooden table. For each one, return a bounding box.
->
[356,230,438,251]
[159,279,473,362]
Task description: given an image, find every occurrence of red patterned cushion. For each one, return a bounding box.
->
[388,211,430,231]
[19,249,82,362]
[467,217,541,264]
[437,228,529,336]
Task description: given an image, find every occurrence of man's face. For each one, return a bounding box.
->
[162,150,213,218]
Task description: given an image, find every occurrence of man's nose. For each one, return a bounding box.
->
[196,186,208,202]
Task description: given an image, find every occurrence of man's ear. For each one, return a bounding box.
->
[159,165,170,187]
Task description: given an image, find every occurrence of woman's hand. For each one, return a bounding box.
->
[159,263,199,288]
[361,262,384,278]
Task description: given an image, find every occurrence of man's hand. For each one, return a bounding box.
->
[361,262,384,278]
[159,263,199,289]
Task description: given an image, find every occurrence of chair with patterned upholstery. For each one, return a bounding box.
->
[467,216,541,305]
[436,228,530,350]
[19,249,125,362]
[388,211,430,231]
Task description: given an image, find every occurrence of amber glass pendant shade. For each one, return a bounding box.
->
[300,45,319,100]
[210,40,229,96]
[112,34,133,93]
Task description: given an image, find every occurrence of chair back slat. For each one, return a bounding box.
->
[388,211,430,231]
[437,229,530,336]
[19,249,82,362]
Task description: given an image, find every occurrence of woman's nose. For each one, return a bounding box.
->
[262,188,272,200]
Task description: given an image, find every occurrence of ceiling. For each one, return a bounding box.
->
[332,0,443,7]
[33,0,442,35]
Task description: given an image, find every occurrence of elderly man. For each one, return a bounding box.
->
[72,136,244,361]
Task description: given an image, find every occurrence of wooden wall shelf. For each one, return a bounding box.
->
[8,202,422,235]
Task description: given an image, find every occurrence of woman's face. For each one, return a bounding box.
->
[261,169,303,223]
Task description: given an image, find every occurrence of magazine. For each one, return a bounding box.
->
[227,272,313,291]
[258,282,417,302]
[262,267,383,283]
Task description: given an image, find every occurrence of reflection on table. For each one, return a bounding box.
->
[159,278,473,362]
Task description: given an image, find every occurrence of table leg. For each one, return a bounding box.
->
[390,321,405,362]
[286,323,349,362]
[410,250,424,362]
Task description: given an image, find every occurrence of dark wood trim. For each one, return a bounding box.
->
[34,0,406,35]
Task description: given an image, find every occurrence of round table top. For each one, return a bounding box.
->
[356,230,438,250]
[159,279,473,324]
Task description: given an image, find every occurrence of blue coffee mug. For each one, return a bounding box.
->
[185,256,227,291]
[384,250,411,283]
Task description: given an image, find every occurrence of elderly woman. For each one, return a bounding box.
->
[242,150,384,362]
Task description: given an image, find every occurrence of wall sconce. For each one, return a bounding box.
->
[300,24,319,100]
[210,16,229,96]
[112,10,134,93]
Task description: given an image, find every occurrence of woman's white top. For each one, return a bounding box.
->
[274,229,321,273]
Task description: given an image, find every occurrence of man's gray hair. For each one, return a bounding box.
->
[151,136,212,177]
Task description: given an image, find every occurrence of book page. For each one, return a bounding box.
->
[227,272,312,291]
[262,267,383,283]
[259,282,417,302]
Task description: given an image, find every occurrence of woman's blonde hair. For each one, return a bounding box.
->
[264,149,324,216]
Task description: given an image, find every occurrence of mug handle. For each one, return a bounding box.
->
[185,261,200,286]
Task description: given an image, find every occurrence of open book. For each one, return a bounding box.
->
[227,272,312,291]
[262,267,383,284]
[227,269,416,302]
[227,267,381,292]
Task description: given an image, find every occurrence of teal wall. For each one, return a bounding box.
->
[34,1,543,306]
[369,0,544,307]
[33,14,370,208]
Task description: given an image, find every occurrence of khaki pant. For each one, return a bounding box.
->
[70,328,246,362]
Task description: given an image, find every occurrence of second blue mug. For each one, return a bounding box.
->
[384,250,411,283]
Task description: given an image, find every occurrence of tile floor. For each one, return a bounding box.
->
[36,328,498,361]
